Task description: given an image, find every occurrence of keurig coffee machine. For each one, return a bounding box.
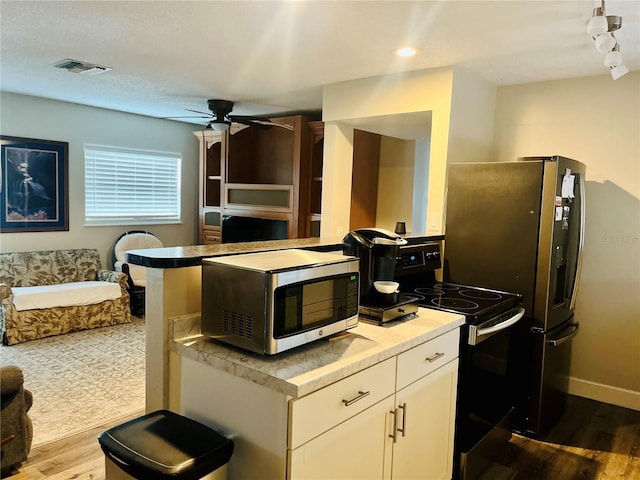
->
[343,228,419,323]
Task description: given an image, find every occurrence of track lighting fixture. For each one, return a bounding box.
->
[588,0,628,80]
[604,43,622,67]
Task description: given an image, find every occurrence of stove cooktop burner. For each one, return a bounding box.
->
[430,297,479,310]
[415,287,444,296]
[459,289,503,301]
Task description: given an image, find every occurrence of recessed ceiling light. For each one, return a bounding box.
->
[395,47,417,57]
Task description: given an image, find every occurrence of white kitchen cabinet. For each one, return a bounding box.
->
[288,328,460,480]
[391,358,458,480]
[175,310,464,480]
[289,395,395,480]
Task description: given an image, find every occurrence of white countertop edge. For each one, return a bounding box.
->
[172,308,465,399]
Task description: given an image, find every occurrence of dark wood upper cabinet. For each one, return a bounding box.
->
[197,115,318,243]
[350,129,381,230]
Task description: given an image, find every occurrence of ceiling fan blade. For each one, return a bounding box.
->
[232,117,270,129]
[229,115,294,131]
[230,114,267,121]
[162,115,212,119]
[186,108,214,116]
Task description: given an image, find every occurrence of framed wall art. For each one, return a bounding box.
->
[1,136,69,232]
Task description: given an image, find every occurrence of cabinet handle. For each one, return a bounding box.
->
[389,408,399,443]
[425,352,445,363]
[341,390,370,407]
[398,403,407,437]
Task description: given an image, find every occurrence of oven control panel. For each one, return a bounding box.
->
[395,242,441,276]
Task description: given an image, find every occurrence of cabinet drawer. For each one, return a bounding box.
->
[289,357,395,449]
[396,328,460,391]
[202,232,221,244]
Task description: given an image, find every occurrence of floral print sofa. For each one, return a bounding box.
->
[0,249,131,345]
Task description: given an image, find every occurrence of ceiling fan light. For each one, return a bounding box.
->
[595,33,616,53]
[610,64,629,80]
[604,47,622,67]
[210,120,230,132]
[587,8,608,35]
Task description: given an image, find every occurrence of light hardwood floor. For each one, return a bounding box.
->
[6,396,640,479]
[6,411,143,480]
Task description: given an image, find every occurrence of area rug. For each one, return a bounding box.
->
[0,317,145,446]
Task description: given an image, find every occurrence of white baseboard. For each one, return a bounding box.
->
[568,376,640,411]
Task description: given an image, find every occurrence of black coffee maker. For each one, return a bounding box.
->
[342,228,407,307]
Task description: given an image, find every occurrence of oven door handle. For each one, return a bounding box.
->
[476,307,526,337]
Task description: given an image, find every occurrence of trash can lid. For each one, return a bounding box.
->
[98,409,234,480]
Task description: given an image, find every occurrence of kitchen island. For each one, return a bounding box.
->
[126,235,445,411]
[170,308,464,479]
[126,236,458,479]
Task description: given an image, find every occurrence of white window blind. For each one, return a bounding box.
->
[84,145,181,225]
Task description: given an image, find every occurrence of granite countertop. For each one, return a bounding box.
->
[172,307,464,399]
[125,235,445,268]
[126,238,346,268]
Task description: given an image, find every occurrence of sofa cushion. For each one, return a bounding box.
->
[11,281,122,311]
[0,249,102,287]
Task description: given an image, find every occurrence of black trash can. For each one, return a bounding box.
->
[98,410,234,480]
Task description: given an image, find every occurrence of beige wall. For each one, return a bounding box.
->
[448,66,497,164]
[493,73,640,409]
[376,136,415,232]
[321,66,496,237]
[321,67,455,237]
[0,92,199,267]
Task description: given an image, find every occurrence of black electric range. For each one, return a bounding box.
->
[395,242,525,480]
[404,281,522,325]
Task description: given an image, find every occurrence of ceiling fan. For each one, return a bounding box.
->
[167,99,289,132]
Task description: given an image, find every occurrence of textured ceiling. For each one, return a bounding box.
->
[1,1,638,126]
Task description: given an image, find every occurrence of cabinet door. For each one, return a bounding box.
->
[392,359,458,480]
[350,129,381,230]
[289,395,395,480]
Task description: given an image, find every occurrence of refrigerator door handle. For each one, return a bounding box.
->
[477,307,525,336]
[570,173,586,310]
[546,322,580,347]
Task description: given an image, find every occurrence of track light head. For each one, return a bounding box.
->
[587,7,608,35]
[610,64,629,80]
[595,33,616,53]
[604,44,622,67]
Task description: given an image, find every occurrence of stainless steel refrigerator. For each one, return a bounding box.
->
[443,156,585,437]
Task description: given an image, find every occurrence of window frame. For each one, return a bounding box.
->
[84,144,182,226]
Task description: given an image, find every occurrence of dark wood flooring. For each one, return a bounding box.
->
[480,395,640,479]
[6,395,640,479]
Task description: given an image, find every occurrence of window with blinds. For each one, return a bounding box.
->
[84,145,181,225]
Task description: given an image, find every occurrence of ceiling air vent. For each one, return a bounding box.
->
[54,58,112,76]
